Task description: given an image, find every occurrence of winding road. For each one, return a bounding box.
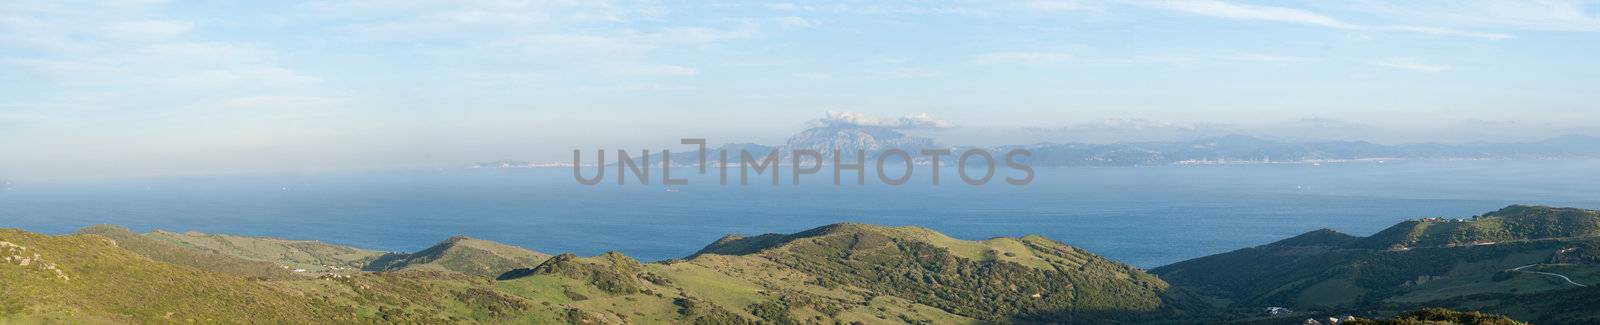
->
[1510,264,1588,287]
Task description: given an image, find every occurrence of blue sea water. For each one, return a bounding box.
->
[3,159,1599,268]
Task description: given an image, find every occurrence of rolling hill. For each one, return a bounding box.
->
[3,222,1205,324]
[6,207,1587,323]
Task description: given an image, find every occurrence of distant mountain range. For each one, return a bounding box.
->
[1010,134,1600,166]
[5,205,1597,323]
[478,126,1600,168]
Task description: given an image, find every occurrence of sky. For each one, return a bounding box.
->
[2,0,1599,178]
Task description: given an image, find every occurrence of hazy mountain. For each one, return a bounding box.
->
[1001,134,1600,166]
[783,125,938,159]
[597,126,942,168]
[494,129,1600,169]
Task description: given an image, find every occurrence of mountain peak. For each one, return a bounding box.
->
[498,251,646,294]
[687,221,1185,322]
[371,236,549,278]
[1343,205,1600,250]
[1265,228,1357,247]
[784,125,937,153]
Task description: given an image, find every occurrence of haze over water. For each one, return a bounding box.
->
[4,159,1599,268]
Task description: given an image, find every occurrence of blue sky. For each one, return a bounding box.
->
[3,0,1599,178]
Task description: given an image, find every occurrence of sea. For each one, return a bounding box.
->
[3,159,1599,269]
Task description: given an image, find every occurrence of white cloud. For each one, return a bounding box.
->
[866,56,908,65]
[218,95,342,111]
[1152,0,1356,29]
[1370,58,1452,72]
[140,42,273,63]
[158,67,323,88]
[722,59,792,68]
[654,26,761,43]
[1346,0,1600,32]
[830,3,993,16]
[1136,54,1197,65]
[612,64,699,76]
[791,72,832,80]
[1142,0,1512,39]
[768,3,802,11]
[1380,25,1512,40]
[1024,0,1103,12]
[774,16,821,29]
[1234,53,1321,63]
[973,51,1073,65]
[99,19,193,40]
[816,111,955,129]
[875,67,943,79]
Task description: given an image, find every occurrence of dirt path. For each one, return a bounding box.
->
[1510,264,1587,287]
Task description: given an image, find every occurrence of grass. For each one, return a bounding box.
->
[1294,278,1366,307]
[1386,250,1555,303]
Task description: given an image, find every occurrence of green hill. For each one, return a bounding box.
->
[369,236,551,278]
[1152,205,1600,323]
[1353,205,1600,250]
[690,223,1207,322]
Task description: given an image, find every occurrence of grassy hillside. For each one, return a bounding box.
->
[143,229,385,275]
[0,228,355,323]
[73,225,302,280]
[1153,205,1600,323]
[690,223,1207,323]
